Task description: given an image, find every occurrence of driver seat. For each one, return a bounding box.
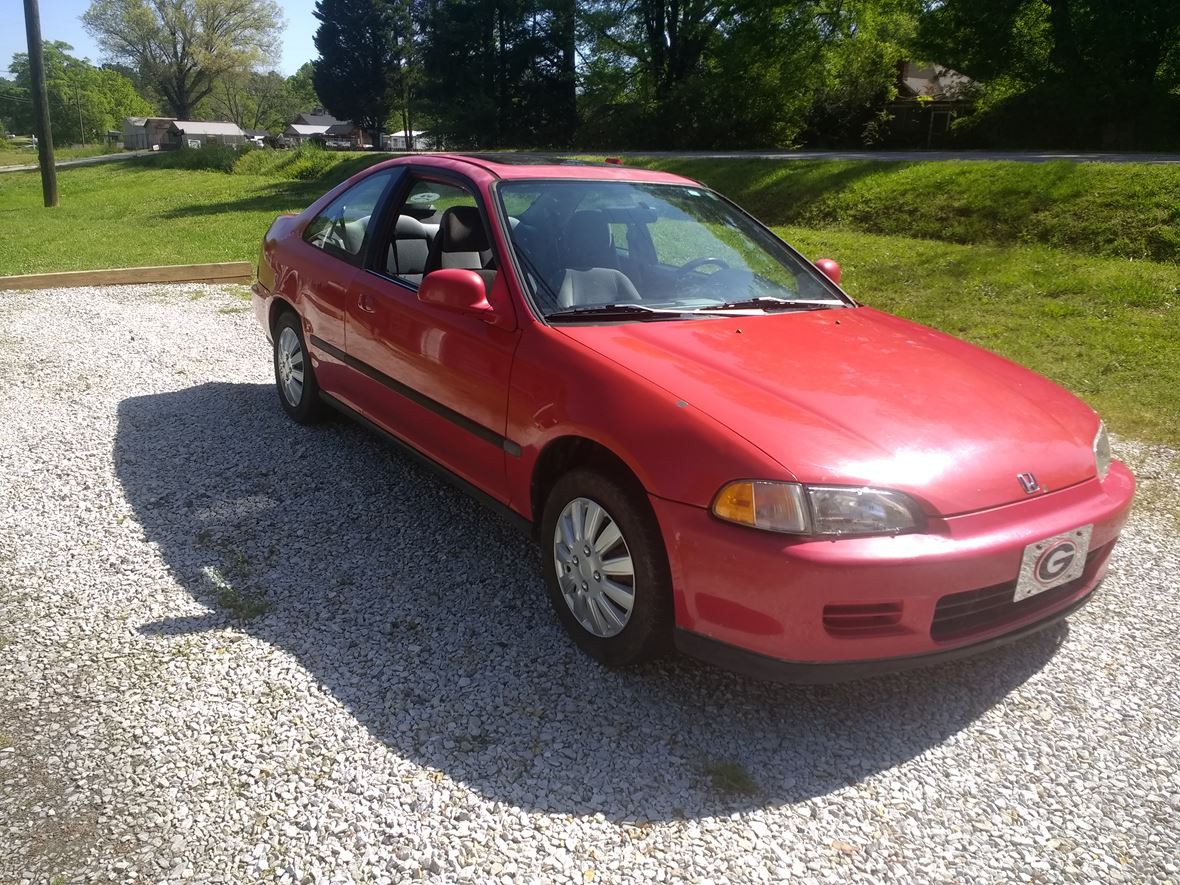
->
[563,210,617,270]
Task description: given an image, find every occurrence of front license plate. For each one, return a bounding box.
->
[1014,525,1093,602]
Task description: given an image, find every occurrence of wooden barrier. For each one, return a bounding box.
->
[0,261,254,290]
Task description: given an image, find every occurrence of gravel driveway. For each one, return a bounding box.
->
[1,284,1177,884]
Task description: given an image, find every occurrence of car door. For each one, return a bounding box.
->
[342,173,521,502]
[295,166,402,396]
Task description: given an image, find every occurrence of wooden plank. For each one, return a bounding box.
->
[0,262,254,290]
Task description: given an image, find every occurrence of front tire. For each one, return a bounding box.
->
[273,311,326,424]
[540,468,673,666]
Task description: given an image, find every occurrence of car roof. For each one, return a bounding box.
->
[397,153,697,185]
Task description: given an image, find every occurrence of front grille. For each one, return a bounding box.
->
[931,541,1113,641]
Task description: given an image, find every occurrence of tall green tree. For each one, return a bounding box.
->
[286,61,320,112]
[6,42,153,145]
[417,0,577,148]
[82,0,283,120]
[916,0,1180,147]
[210,70,301,131]
[313,0,408,139]
[578,1,823,148]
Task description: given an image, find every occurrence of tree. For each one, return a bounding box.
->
[6,42,153,145]
[416,0,577,148]
[916,0,1180,147]
[312,0,405,139]
[82,0,284,120]
[210,70,300,131]
[578,1,830,148]
[286,61,320,111]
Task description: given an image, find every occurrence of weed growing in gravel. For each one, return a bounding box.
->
[205,566,271,620]
[217,306,249,314]
[185,290,205,300]
[196,531,270,620]
[0,731,12,749]
[705,760,759,796]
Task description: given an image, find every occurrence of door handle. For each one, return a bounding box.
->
[358,291,376,313]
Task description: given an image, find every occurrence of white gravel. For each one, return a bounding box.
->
[0,283,1177,885]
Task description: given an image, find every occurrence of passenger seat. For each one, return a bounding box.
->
[424,206,496,290]
[387,215,433,284]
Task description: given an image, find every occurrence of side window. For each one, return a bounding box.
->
[304,169,397,261]
[382,178,482,284]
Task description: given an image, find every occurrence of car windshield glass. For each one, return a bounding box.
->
[497,180,848,320]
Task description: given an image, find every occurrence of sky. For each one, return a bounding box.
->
[1,0,319,78]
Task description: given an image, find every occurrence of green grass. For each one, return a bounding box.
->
[0,143,122,167]
[1,151,1178,446]
[629,157,1180,263]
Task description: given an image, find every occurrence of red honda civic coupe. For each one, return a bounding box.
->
[252,153,1135,682]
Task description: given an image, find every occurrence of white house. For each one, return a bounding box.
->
[381,130,435,151]
[284,123,332,145]
[166,120,247,149]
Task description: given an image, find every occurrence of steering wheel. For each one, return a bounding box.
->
[676,257,730,276]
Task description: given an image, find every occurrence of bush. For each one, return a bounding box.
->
[138,143,250,173]
[232,145,387,184]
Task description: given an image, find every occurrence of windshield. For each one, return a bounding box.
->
[496,180,849,320]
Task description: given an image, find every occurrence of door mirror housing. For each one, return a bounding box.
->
[815,258,842,285]
[418,269,496,319]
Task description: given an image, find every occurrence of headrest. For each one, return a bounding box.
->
[440,206,490,252]
[566,210,612,252]
[395,214,428,237]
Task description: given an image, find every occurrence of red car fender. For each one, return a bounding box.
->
[505,322,794,519]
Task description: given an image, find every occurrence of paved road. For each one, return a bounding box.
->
[0,149,154,174]
[610,149,1180,164]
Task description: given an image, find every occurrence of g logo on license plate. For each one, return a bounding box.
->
[1014,525,1092,602]
[1034,539,1077,585]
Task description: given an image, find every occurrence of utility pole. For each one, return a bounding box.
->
[22,0,58,207]
[76,79,85,146]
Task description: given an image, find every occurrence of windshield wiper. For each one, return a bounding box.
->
[695,296,847,313]
[546,303,694,322]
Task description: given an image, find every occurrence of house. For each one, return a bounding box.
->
[284,123,331,145]
[381,130,435,151]
[165,120,247,149]
[887,62,977,147]
[324,122,371,150]
[292,108,343,128]
[122,117,175,150]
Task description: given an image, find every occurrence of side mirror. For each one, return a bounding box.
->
[815,258,842,285]
[418,268,495,319]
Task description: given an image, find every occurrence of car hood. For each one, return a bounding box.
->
[556,307,1100,515]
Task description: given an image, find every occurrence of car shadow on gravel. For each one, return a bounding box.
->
[117,382,1066,822]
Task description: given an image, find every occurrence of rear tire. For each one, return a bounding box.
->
[540,468,673,666]
[273,311,326,424]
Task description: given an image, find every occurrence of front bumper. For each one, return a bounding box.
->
[651,461,1134,679]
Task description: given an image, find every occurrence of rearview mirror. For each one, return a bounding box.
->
[418,269,495,319]
[815,258,842,285]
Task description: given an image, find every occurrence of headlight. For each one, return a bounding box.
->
[1094,421,1111,480]
[712,481,922,537]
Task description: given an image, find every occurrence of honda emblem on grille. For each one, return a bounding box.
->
[1017,472,1040,494]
